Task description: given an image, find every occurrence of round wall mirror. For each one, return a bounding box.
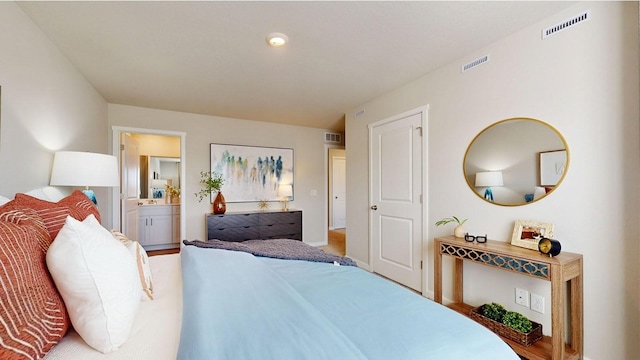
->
[463,118,569,206]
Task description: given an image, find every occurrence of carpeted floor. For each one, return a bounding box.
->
[320,229,346,256]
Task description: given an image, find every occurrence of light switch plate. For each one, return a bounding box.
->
[531,293,545,313]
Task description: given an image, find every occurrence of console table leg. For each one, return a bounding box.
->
[453,258,463,303]
[571,262,584,357]
[434,241,443,303]
[551,265,564,360]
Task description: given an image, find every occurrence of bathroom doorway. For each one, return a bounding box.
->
[111,127,186,250]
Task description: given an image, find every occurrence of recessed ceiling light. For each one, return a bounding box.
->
[266,32,288,47]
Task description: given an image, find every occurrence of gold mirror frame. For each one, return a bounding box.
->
[463,117,570,206]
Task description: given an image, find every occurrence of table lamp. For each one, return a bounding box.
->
[475,171,503,202]
[277,184,293,211]
[50,151,119,205]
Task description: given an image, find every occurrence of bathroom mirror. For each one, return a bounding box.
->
[463,118,569,206]
[140,156,181,199]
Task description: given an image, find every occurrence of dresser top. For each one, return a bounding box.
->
[207,209,300,216]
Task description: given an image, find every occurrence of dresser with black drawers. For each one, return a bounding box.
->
[206,210,302,242]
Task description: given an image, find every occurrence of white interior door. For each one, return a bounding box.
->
[121,133,140,240]
[369,110,424,291]
[332,156,346,229]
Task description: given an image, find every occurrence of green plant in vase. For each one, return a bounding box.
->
[195,171,226,214]
[435,216,468,238]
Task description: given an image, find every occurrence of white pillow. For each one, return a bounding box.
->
[111,230,154,301]
[25,186,66,202]
[46,215,140,353]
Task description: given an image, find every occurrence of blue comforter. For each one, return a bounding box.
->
[178,246,518,360]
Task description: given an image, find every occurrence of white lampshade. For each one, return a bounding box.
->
[50,151,119,187]
[277,184,293,198]
[475,171,503,187]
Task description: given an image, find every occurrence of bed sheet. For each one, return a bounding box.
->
[178,246,518,360]
[262,256,519,359]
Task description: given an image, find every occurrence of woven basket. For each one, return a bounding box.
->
[470,306,543,346]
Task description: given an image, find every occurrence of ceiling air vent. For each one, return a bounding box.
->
[461,55,489,73]
[325,132,342,144]
[542,10,590,39]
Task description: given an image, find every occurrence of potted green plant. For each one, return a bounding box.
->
[435,216,468,238]
[482,302,507,322]
[195,171,226,214]
[470,302,542,346]
[502,311,533,334]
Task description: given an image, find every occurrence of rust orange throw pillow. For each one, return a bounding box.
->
[13,190,101,240]
[0,204,53,254]
[0,213,70,359]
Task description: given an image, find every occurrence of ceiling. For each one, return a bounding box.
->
[18,1,576,132]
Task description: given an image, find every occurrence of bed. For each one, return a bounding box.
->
[0,188,519,360]
[178,242,518,359]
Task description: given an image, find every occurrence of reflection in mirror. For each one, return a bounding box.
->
[464,118,569,206]
[140,156,181,199]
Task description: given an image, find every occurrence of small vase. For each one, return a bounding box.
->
[213,191,226,214]
[454,225,466,238]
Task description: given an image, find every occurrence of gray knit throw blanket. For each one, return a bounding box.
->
[183,238,357,267]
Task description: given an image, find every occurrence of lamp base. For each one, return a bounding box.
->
[483,187,494,202]
[82,189,98,205]
[281,200,289,211]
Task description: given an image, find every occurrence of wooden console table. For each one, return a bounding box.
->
[434,236,583,360]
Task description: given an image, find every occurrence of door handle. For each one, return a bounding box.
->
[370,205,378,210]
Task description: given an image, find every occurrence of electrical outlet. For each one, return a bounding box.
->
[515,288,529,307]
[531,293,545,313]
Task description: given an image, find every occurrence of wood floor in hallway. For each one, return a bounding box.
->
[320,228,346,256]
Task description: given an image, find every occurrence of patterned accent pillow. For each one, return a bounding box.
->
[112,230,154,301]
[0,203,52,254]
[14,190,101,240]
[0,216,70,359]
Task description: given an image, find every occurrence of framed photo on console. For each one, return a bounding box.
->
[511,219,554,250]
[210,143,294,203]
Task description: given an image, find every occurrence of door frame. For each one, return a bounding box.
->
[323,144,344,245]
[111,126,187,244]
[329,151,346,230]
[368,105,429,295]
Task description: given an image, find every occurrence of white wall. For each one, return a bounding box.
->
[109,104,331,246]
[0,3,111,222]
[345,3,639,359]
